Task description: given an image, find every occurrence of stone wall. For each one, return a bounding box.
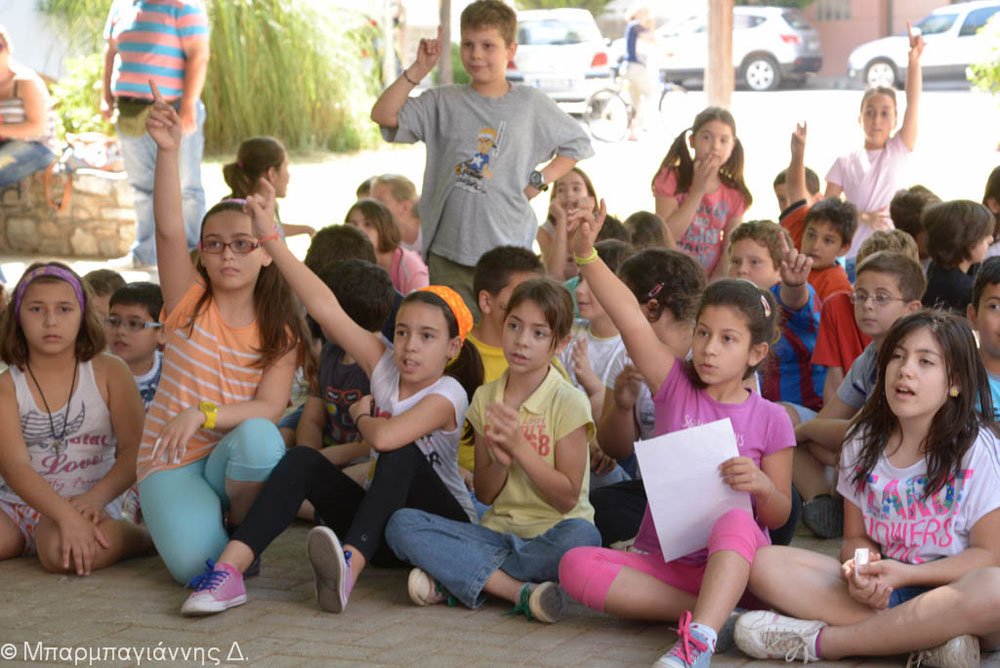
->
[0,169,135,258]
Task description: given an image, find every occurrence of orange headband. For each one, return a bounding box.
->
[418,285,473,343]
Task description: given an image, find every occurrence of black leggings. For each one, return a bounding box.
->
[591,479,802,548]
[233,445,469,563]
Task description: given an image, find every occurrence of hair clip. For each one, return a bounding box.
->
[647,282,664,300]
[219,197,247,206]
[760,294,772,318]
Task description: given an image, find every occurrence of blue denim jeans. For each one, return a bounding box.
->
[385,509,601,608]
[117,100,206,265]
[0,139,56,188]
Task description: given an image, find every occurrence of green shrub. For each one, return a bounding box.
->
[50,53,113,139]
[968,15,1000,96]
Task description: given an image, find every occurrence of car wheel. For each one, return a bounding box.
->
[742,55,781,92]
[864,59,898,89]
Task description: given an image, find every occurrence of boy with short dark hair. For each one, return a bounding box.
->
[967,255,1000,418]
[795,251,925,537]
[108,281,165,410]
[296,260,395,485]
[371,0,594,313]
[801,198,856,301]
[889,184,940,266]
[921,200,995,313]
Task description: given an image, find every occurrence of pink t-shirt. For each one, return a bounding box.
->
[390,247,429,294]
[826,134,911,259]
[633,358,795,560]
[652,167,747,275]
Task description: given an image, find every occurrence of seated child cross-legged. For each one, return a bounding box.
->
[0,263,151,574]
[735,311,1000,666]
[559,204,795,668]
[386,277,601,622]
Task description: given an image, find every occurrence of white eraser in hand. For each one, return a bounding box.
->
[854,548,869,566]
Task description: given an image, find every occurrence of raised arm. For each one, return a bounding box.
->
[778,232,813,311]
[570,202,676,394]
[897,23,924,151]
[371,26,443,128]
[245,183,385,376]
[787,122,810,205]
[147,81,199,312]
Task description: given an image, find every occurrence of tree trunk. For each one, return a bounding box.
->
[707,0,734,108]
[439,0,453,85]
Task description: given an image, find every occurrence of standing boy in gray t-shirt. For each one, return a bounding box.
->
[371,0,594,314]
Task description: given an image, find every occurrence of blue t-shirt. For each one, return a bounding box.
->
[624,21,647,65]
[761,283,825,411]
[988,373,1000,421]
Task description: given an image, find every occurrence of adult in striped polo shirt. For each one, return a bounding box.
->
[102,0,210,268]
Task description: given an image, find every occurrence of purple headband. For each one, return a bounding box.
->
[13,265,86,321]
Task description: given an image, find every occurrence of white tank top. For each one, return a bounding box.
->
[0,361,117,503]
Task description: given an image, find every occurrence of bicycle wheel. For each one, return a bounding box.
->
[585,89,630,143]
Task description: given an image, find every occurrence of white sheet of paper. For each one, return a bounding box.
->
[634,418,753,562]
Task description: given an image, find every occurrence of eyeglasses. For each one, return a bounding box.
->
[199,238,261,255]
[105,316,162,332]
[849,290,906,307]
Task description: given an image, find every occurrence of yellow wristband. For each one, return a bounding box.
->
[198,401,218,430]
[573,248,598,266]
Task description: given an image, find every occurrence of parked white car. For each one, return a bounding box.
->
[847,0,1000,88]
[506,8,612,106]
[614,6,822,91]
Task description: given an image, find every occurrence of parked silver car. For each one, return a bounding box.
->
[506,8,612,106]
[847,0,1000,88]
[642,6,822,91]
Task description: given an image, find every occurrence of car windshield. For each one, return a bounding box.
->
[914,13,957,35]
[518,19,600,45]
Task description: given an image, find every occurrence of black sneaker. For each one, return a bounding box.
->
[802,494,843,539]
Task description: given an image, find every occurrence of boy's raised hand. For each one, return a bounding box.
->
[779,231,812,287]
[907,21,925,60]
[244,177,278,239]
[413,26,444,78]
[790,122,807,159]
[145,80,181,151]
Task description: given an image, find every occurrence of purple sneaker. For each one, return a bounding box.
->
[181,560,247,616]
[307,526,353,613]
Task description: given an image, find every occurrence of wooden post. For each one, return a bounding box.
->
[439,0,453,85]
[706,0,734,108]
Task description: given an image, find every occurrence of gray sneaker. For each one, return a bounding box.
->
[907,635,980,668]
[306,526,353,613]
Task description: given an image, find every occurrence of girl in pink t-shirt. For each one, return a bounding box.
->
[346,199,429,294]
[652,107,751,280]
[826,25,924,263]
[559,205,794,668]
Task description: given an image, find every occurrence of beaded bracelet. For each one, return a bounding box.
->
[256,225,280,244]
[402,69,419,86]
[573,248,599,266]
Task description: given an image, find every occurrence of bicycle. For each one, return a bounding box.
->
[584,62,685,143]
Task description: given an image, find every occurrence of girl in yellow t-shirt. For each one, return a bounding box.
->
[386,277,601,623]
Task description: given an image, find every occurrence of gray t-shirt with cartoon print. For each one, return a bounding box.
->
[382,84,594,266]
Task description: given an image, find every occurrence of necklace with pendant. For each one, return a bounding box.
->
[26,361,78,457]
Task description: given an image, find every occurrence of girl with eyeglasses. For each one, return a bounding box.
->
[0,262,152,575]
[136,82,313,586]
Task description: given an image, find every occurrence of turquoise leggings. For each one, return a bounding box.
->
[138,417,285,584]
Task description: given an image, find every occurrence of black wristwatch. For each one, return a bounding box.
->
[528,170,548,191]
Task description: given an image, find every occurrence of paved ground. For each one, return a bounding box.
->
[1,524,998,668]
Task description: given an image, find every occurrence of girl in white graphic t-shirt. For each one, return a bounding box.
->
[0,262,151,575]
[735,311,1000,666]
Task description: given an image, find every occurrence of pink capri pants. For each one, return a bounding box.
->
[558,509,768,611]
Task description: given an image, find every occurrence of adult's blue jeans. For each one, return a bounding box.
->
[116,100,206,265]
[386,509,600,609]
[0,139,56,188]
